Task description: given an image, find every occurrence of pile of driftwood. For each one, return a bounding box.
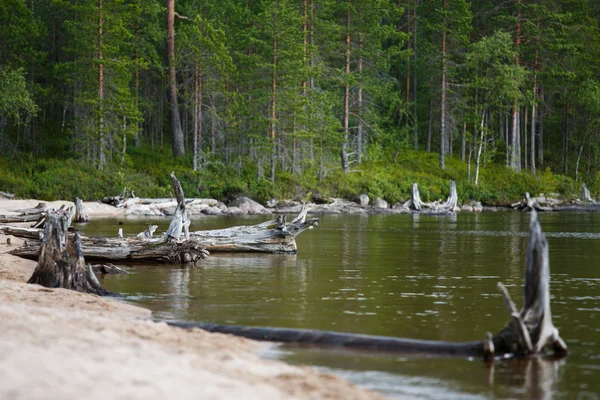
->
[0,198,89,225]
[401,180,459,214]
[5,173,319,264]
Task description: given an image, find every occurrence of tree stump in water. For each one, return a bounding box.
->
[490,210,567,356]
[27,211,111,296]
[74,197,90,223]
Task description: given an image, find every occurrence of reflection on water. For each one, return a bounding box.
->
[84,212,600,399]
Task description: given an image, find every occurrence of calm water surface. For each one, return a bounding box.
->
[82,212,600,399]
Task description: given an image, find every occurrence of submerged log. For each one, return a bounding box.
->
[172,211,566,359]
[27,211,112,296]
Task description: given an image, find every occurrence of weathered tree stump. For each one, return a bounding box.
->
[403,183,425,211]
[403,181,458,214]
[27,211,111,295]
[582,183,596,204]
[74,197,90,223]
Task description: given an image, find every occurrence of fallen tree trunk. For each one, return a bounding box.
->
[189,206,319,253]
[27,211,112,295]
[0,214,43,223]
[171,211,566,360]
[0,190,15,199]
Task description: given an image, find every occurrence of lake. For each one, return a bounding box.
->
[83,212,600,399]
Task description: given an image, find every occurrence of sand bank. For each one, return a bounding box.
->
[0,231,381,400]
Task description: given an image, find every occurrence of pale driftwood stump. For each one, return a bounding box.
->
[27,211,111,295]
[403,181,458,213]
[582,183,596,204]
[74,197,90,223]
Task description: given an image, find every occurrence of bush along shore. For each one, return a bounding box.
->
[1,150,598,215]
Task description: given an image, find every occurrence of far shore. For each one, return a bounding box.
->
[2,193,598,221]
[0,228,382,400]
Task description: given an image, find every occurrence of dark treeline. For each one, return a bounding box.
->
[1,0,600,187]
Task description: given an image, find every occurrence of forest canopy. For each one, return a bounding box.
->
[1,0,599,203]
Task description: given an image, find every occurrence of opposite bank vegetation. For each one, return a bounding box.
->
[0,149,590,207]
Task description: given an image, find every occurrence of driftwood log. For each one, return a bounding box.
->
[189,206,318,253]
[27,211,112,295]
[101,188,137,207]
[172,211,566,360]
[0,190,15,199]
[403,181,458,213]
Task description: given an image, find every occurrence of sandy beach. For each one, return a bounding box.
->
[0,200,382,400]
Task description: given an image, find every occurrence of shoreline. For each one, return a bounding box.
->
[0,230,381,400]
[4,196,597,221]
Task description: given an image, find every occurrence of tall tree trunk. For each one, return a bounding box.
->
[167,0,185,157]
[356,33,363,162]
[134,0,141,147]
[510,103,520,171]
[461,120,466,162]
[193,64,203,171]
[270,0,278,182]
[563,103,569,174]
[439,0,447,169]
[523,106,528,171]
[98,0,106,167]
[341,1,351,173]
[510,0,522,172]
[412,0,418,150]
[475,110,485,185]
[537,87,544,166]
[426,99,432,152]
[530,79,536,174]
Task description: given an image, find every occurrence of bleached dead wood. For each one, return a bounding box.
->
[190,205,319,253]
[582,183,596,204]
[27,211,112,295]
[101,188,137,207]
[74,197,89,222]
[512,192,552,212]
[403,181,458,213]
[0,191,15,199]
